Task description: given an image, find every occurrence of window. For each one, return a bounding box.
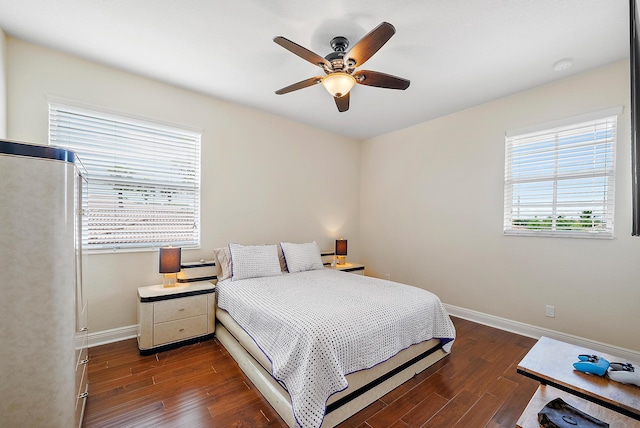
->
[504,107,620,239]
[49,101,201,251]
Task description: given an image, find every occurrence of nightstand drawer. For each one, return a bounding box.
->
[154,294,207,323]
[154,314,208,345]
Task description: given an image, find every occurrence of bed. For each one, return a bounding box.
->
[213,242,456,428]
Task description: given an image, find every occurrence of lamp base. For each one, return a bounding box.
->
[337,256,346,265]
[163,273,178,288]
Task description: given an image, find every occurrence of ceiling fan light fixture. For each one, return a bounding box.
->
[274,22,408,112]
[322,73,356,98]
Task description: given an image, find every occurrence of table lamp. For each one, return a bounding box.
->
[159,246,181,287]
[335,238,347,265]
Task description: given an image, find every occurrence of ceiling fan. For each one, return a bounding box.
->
[274,22,410,112]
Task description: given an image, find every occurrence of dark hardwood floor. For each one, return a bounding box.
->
[83,317,539,427]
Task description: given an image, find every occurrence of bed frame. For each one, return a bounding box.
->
[215,307,449,427]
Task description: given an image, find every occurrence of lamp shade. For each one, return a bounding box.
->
[159,247,181,273]
[335,239,348,256]
[322,73,356,98]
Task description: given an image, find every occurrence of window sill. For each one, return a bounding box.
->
[503,230,613,240]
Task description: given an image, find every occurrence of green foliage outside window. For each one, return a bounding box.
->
[513,210,603,231]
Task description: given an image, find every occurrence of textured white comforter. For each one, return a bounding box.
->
[216,269,456,428]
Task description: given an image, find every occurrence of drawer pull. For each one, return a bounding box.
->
[179,328,185,332]
[77,392,88,399]
[80,358,89,365]
[178,308,185,311]
[79,327,88,332]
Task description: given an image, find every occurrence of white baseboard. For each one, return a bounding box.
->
[88,324,138,348]
[444,304,640,362]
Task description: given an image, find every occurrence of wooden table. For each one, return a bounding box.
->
[516,336,640,427]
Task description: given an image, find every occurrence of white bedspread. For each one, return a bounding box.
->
[216,269,456,428]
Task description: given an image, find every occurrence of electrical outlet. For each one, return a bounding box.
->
[545,305,555,318]
[385,273,391,280]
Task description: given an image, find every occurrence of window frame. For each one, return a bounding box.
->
[503,107,621,239]
[49,99,202,253]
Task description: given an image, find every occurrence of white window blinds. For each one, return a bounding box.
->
[504,109,619,239]
[49,102,201,251]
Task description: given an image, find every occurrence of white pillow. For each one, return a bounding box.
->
[229,243,282,281]
[213,247,232,281]
[280,241,324,273]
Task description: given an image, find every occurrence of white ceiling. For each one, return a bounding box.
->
[0,0,630,140]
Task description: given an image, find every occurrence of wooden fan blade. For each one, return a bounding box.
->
[354,70,410,90]
[274,36,331,69]
[345,22,396,68]
[334,92,350,112]
[275,77,322,95]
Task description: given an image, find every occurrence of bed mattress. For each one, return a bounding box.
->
[216,269,456,428]
[216,307,441,405]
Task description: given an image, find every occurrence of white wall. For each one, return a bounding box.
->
[360,61,640,352]
[7,35,639,352]
[0,28,7,138]
[6,38,361,333]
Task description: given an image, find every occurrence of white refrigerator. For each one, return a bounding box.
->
[0,140,88,427]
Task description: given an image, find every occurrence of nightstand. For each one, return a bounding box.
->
[137,280,215,355]
[328,262,365,275]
